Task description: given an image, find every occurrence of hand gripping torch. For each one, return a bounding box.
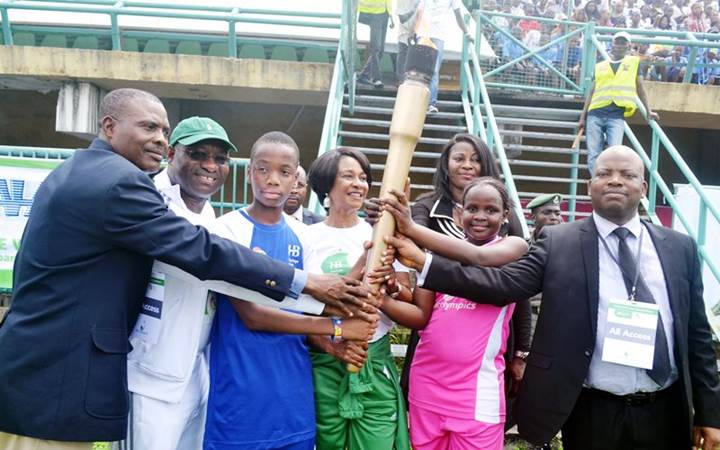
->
[347,41,438,373]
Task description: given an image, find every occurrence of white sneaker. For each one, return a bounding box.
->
[427,105,439,114]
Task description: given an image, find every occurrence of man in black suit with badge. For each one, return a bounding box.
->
[387,146,720,450]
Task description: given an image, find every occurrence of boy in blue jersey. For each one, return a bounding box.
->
[203,132,377,450]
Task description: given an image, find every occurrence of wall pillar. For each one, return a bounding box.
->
[55,82,105,141]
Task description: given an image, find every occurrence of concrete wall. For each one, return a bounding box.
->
[0,46,333,106]
[0,90,326,168]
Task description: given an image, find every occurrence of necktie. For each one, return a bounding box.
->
[613,227,671,386]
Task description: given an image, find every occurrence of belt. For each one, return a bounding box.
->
[584,385,674,407]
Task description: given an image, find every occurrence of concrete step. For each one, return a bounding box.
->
[500,129,585,142]
[505,143,588,156]
[508,159,588,170]
[339,130,448,146]
[343,105,465,120]
[352,146,441,159]
[347,94,463,109]
[371,163,436,174]
[485,116,581,130]
[373,180,435,191]
[519,191,591,201]
[511,174,579,183]
[480,103,582,120]
[340,117,466,133]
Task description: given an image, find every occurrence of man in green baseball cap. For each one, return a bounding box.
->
[164,116,236,213]
[527,193,563,241]
[128,116,236,449]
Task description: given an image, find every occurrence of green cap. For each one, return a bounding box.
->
[527,193,562,211]
[169,116,237,152]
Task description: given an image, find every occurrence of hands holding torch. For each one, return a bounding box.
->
[346,40,439,372]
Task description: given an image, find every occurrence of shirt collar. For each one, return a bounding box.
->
[153,169,214,218]
[429,196,454,220]
[153,169,180,203]
[593,211,642,239]
[89,138,114,152]
[291,206,304,222]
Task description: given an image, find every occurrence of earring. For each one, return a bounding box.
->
[323,197,331,208]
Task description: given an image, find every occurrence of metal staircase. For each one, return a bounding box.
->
[484,99,591,219]
[337,89,592,220]
[338,88,468,196]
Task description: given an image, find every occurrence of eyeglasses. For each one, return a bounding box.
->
[182,148,230,166]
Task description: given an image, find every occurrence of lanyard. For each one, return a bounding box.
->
[599,226,645,301]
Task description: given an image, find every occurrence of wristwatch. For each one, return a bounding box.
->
[514,351,529,360]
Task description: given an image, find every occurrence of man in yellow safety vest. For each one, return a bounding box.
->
[578,31,659,175]
[358,0,394,88]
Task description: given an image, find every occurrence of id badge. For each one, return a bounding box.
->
[601,298,659,369]
[131,271,166,346]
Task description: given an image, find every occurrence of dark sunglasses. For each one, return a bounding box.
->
[182,148,230,166]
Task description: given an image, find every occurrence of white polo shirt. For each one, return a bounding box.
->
[127,169,218,403]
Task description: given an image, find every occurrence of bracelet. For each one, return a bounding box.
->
[514,350,529,360]
[331,317,343,342]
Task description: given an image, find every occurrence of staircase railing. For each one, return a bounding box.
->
[475,11,591,96]
[0,0,341,57]
[309,0,355,214]
[461,16,530,239]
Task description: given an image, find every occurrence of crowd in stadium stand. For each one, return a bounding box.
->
[481,0,720,85]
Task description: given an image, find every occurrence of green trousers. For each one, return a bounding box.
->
[311,334,410,450]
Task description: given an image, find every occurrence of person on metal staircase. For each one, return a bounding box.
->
[578,31,659,176]
[357,0,394,89]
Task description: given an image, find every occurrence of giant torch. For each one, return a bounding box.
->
[348,41,438,373]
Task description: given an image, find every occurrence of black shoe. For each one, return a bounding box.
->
[357,75,373,86]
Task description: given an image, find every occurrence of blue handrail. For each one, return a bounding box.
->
[0,0,341,55]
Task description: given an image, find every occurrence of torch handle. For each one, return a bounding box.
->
[346,80,430,373]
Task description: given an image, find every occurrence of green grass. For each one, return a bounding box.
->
[504,436,563,449]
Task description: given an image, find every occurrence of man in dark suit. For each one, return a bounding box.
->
[0,88,372,449]
[387,146,720,450]
[284,165,323,224]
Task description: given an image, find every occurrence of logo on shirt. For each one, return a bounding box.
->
[288,244,301,258]
[321,252,351,276]
[435,295,476,312]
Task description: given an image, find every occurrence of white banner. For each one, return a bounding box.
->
[0,157,60,289]
[672,184,720,340]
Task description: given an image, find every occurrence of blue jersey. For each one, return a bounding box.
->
[204,210,314,450]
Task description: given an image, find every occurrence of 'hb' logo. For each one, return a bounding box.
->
[0,179,36,217]
[288,244,301,258]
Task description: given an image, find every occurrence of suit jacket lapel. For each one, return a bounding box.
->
[580,216,600,336]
